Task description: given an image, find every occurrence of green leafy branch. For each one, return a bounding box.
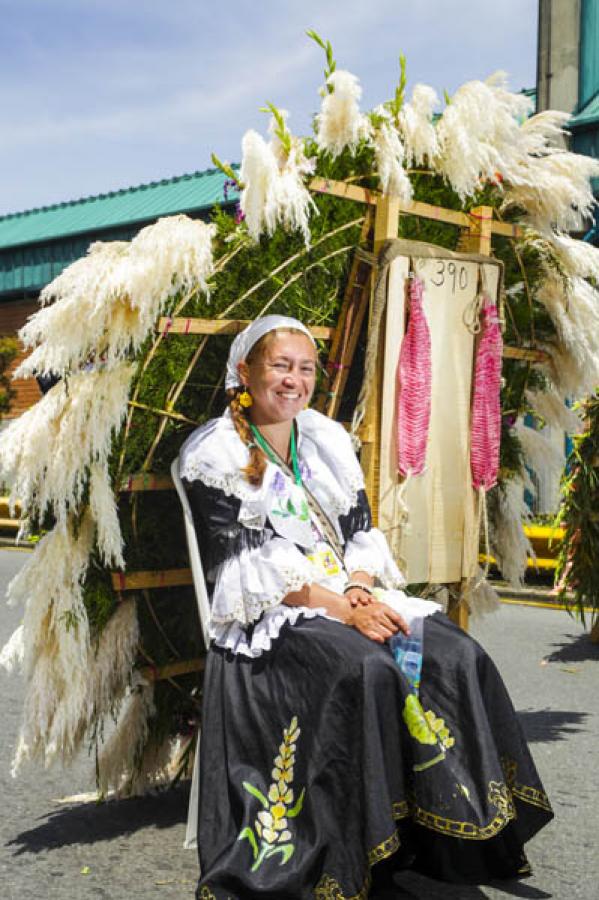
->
[306,29,336,91]
[210,153,244,190]
[259,102,293,156]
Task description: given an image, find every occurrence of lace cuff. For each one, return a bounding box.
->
[343,527,406,588]
[211,537,314,627]
[211,605,327,657]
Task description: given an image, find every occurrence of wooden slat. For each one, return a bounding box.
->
[111,568,193,591]
[139,657,205,681]
[308,178,522,238]
[119,474,174,492]
[310,177,378,206]
[503,346,550,363]
[158,317,334,339]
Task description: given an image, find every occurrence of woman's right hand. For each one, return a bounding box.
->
[347,600,410,643]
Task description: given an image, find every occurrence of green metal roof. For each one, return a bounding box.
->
[571,91,599,128]
[0,167,238,252]
[0,167,238,300]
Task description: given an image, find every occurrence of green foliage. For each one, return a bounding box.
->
[0,335,19,415]
[306,29,336,88]
[554,392,599,627]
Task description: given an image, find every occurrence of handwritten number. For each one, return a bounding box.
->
[429,260,468,293]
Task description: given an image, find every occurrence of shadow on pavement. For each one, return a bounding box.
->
[517,708,588,743]
[7,783,190,856]
[396,870,553,899]
[542,632,599,664]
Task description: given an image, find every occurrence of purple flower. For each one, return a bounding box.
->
[272,471,286,495]
[222,178,237,201]
[299,461,312,482]
[235,203,246,224]
[503,414,517,428]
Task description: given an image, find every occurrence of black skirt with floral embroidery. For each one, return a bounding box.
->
[195,612,552,899]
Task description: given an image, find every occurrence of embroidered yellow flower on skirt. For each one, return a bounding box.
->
[238,716,306,872]
[403,694,456,770]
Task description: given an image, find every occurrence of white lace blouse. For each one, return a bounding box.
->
[179,408,409,657]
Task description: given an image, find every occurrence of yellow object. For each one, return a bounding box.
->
[239,390,253,408]
[307,548,341,576]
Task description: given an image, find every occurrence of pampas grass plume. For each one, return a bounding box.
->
[316,70,371,157]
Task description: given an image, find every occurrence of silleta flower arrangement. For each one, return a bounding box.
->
[1,28,598,791]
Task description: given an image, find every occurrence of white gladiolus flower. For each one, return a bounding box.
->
[400,84,439,166]
[316,70,371,158]
[490,476,534,586]
[0,362,134,524]
[240,119,317,245]
[16,215,215,378]
[373,122,413,202]
[436,73,533,200]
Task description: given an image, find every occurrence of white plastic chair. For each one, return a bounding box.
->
[170,455,211,853]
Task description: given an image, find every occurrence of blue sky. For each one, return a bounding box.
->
[0,0,539,216]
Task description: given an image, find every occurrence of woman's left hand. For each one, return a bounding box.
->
[345,587,374,608]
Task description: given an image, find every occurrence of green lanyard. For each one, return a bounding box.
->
[249,422,302,486]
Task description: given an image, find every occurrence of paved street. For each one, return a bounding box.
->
[1,547,597,899]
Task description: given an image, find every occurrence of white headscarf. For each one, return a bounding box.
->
[224,315,316,390]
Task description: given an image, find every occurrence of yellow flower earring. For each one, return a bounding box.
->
[239,389,253,408]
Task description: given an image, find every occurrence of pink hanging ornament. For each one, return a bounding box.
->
[470,296,503,491]
[396,275,432,477]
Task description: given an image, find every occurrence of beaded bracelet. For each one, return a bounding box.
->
[343,581,374,596]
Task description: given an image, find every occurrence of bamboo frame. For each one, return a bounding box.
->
[157,318,334,340]
[309,177,523,239]
[111,569,193,591]
[139,657,205,681]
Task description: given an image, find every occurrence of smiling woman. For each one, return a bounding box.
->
[178,315,553,900]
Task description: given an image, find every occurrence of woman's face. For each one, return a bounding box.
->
[239,332,317,425]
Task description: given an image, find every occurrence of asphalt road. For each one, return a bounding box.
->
[1,548,597,900]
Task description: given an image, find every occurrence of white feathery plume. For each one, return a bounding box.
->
[536,274,599,397]
[128,734,179,796]
[16,215,215,378]
[87,599,139,720]
[315,70,371,158]
[239,129,280,241]
[518,109,571,155]
[514,418,566,485]
[435,72,533,200]
[239,116,317,245]
[545,231,599,281]
[126,214,216,308]
[526,386,582,434]
[0,362,134,523]
[97,680,155,796]
[490,476,534,586]
[373,122,413,202]
[0,624,24,674]
[11,513,95,770]
[468,570,501,619]
[400,84,439,166]
[89,463,124,568]
[504,150,599,233]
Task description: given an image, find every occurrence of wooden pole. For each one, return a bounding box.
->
[447,205,495,631]
[360,195,401,522]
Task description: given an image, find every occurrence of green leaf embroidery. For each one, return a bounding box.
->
[286,498,297,515]
[242,781,269,809]
[287,787,305,818]
[265,844,295,865]
[238,826,259,860]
